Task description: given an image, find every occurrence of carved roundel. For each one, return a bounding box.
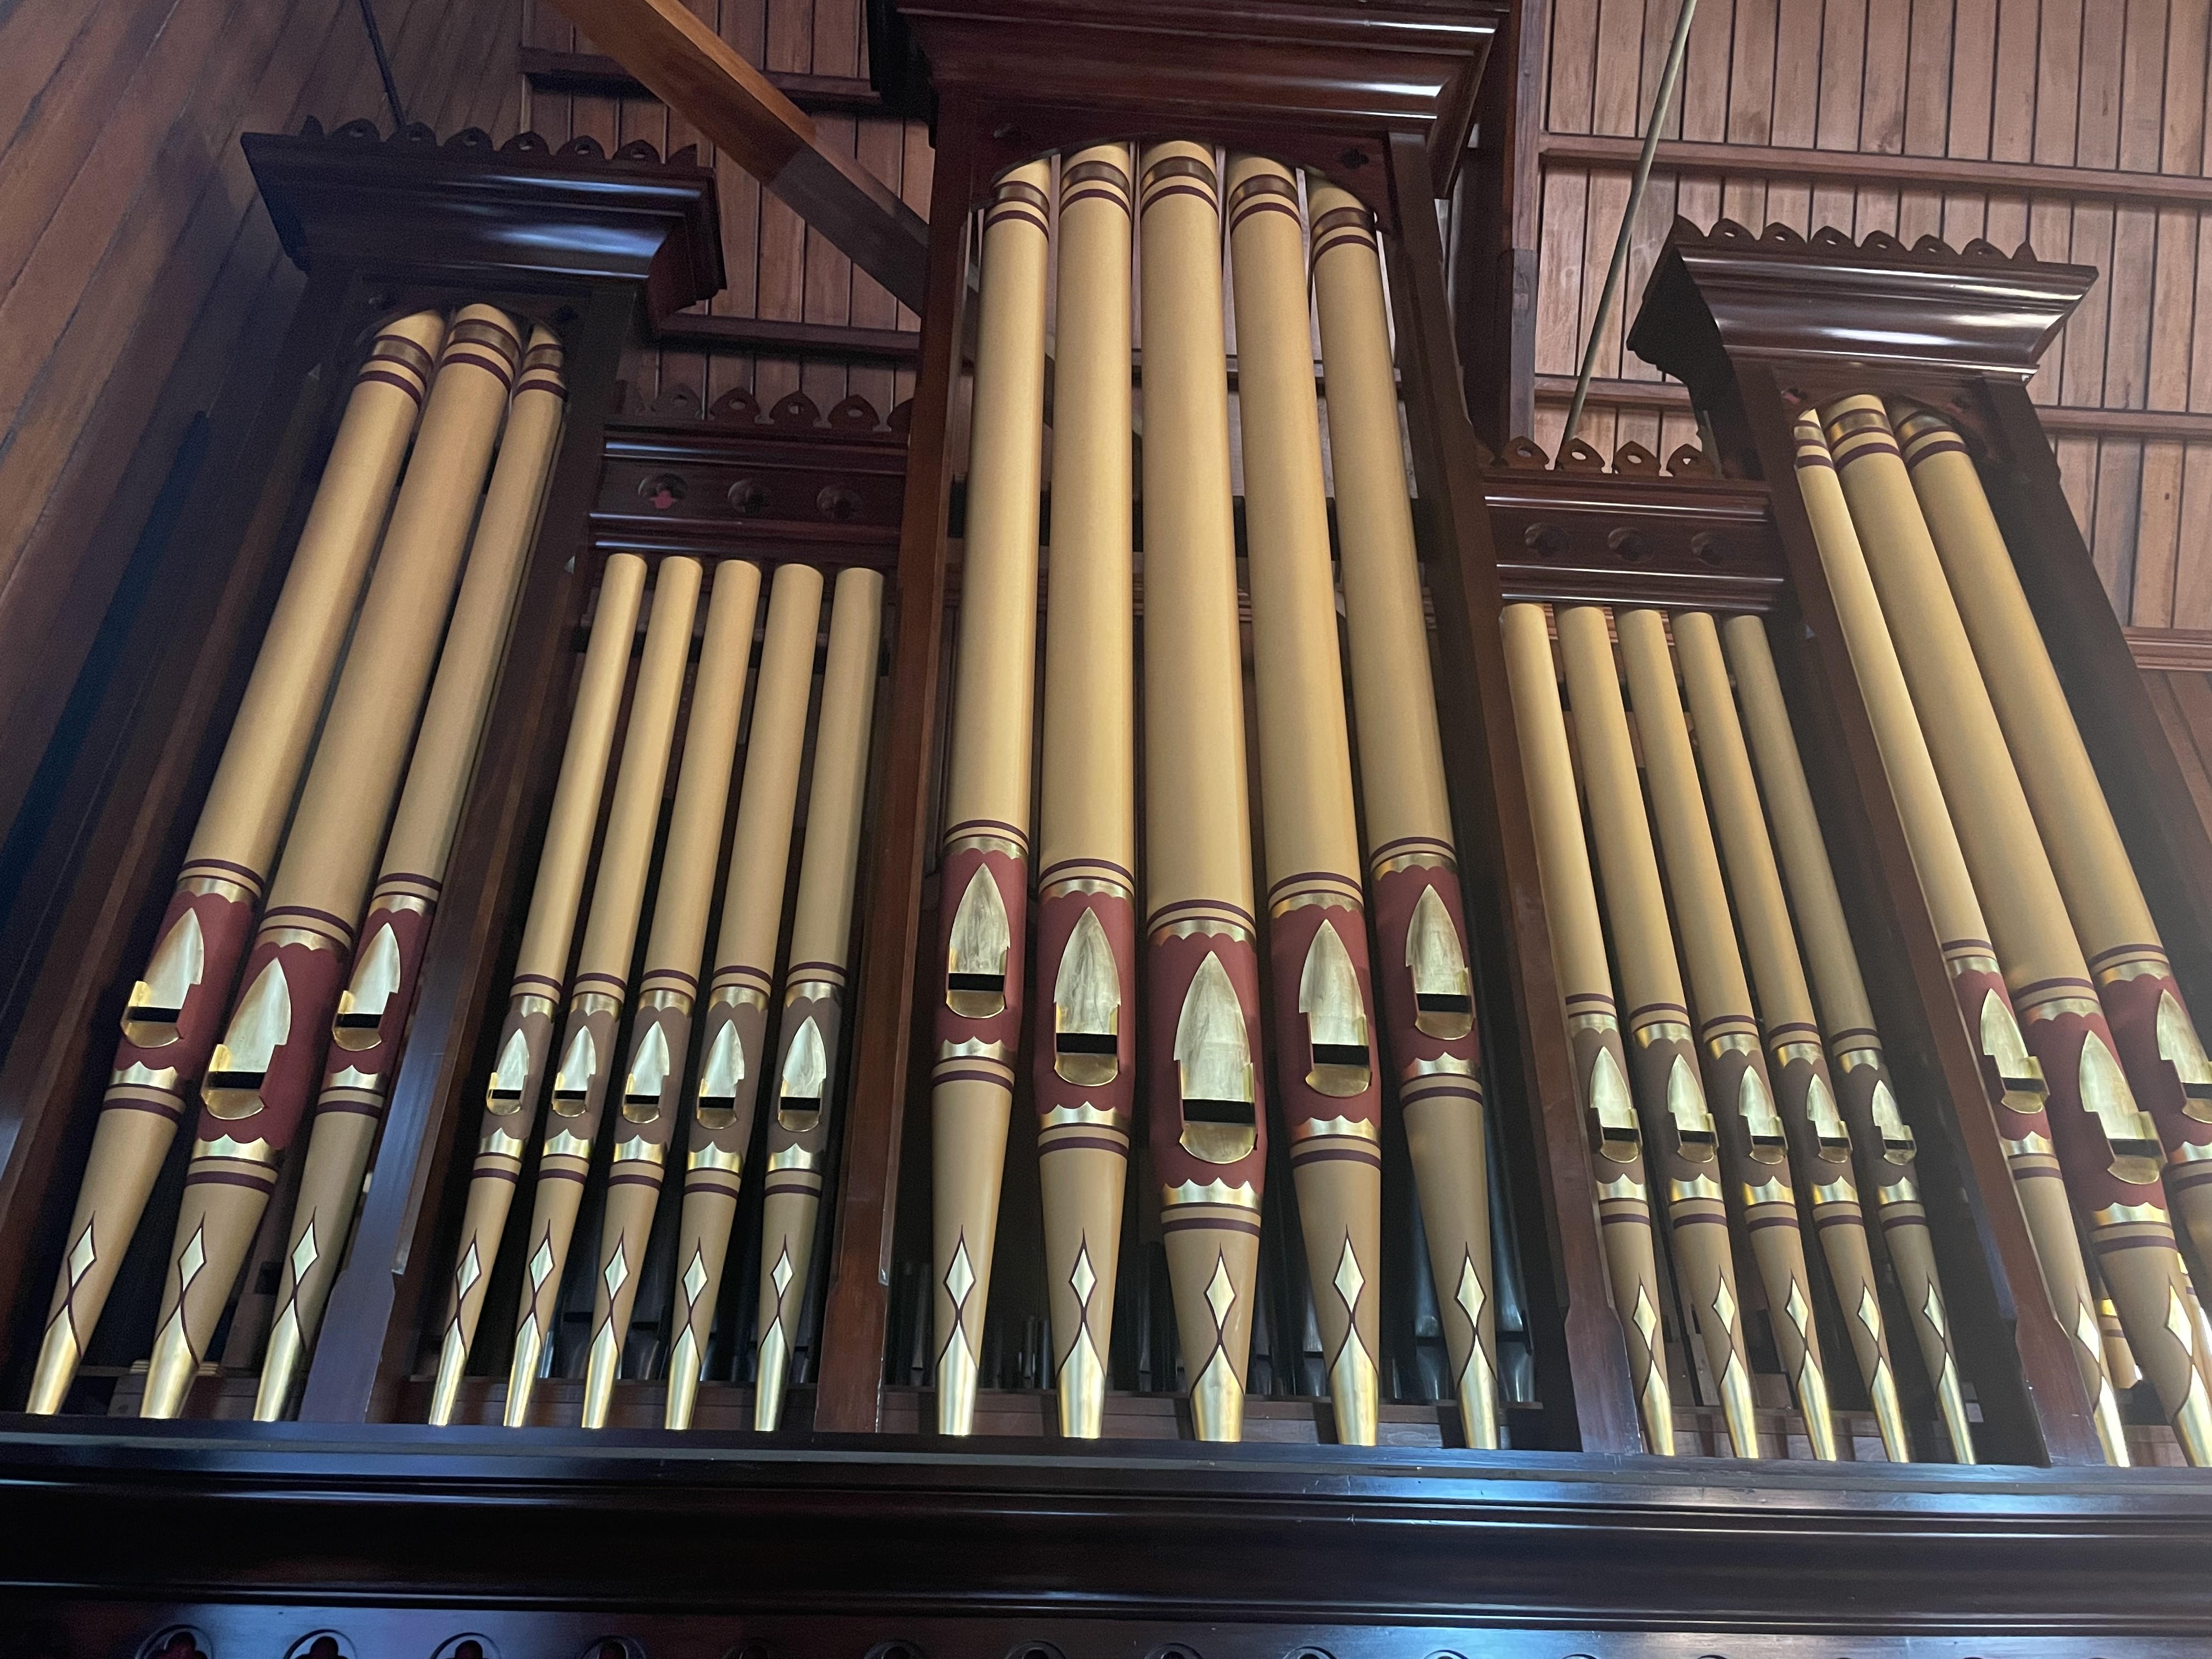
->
[138,1631,212,1659]
[283,1636,350,1659]
[728,477,772,516]
[432,1638,498,1659]
[1007,1644,1066,1659]
[816,483,865,522]
[639,473,687,511]
[864,1643,924,1659]
[584,1643,644,1659]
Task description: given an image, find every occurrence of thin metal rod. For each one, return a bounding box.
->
[1561,0,1700,449]
[358,0,409,133]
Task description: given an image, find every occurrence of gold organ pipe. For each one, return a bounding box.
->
[1228,154,1383,1448]
[31,311,447,1416]
[253,324,569,1422]
[1793,406,2132,1462]
[144,306,522,1419]
[1136,140,1268,1444]
[1499,602,1674,1454]
[1897,409,2212,1283]
[1313,174,1504,1452]
[579,558,764,1429]
[664,563,824,1430]
[930,161,1052,1437]
[1555,603,1760,1458]
[1032,144,1138,1441]
[503,555,702,1427]
[1720,614,1977,1462]
[428,552,647,1425]
[754,566,884,1431]
[1616,608,1837,1460]
[1825,394,2210,1462]
[1673,610,1910,1460]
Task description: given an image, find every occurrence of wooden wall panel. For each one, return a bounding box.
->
[523,0,932,424]
[0,0,518,844]
[1531,0,2212,632]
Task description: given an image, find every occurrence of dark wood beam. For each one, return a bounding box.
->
[520,47,884,115]
[1533,374,2212,444]
[544,0,929,312]
[656,313,923,361]
[1543,132,2212,213]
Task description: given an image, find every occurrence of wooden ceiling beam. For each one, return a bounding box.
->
[545,0,930,313]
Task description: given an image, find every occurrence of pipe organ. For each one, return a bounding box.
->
[2,7,2211,1654]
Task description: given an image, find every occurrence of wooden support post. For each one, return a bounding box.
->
[1386,129,1643,1454]
[808,99,979,1435]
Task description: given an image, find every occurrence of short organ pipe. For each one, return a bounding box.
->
[579,558,763,1429]
[1672,610,1909,1461]
[754,567,883,1431]
[503,555,702,1427]
[429,552,647,1426]
[1556,604,1760,1458]
[663,563,823,1431]
[1617,608,1838,1461]
[1718,614,1976,1463]
[1500,603,1673,1455]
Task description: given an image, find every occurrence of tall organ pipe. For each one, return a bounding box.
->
[1313,174,1503,1452]
[145,306,522,1419]
[254,324,568,1421]
[31,310,447,1416]
[1228,155,1383,1448]
[1031,145,1138,1442]
[929,160,1052,1438]
[1137,140,1268,1444]
[1791,408,2129,1463]
[1897,408,2212,1281]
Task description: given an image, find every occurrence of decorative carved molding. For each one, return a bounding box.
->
[1485,436,1782,611]
[593,392,909,569]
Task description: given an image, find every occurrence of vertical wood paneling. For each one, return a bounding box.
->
[0,0,519,837]
[1532,0,2212,629]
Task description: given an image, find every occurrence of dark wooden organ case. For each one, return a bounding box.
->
[0,7,2208,1658]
